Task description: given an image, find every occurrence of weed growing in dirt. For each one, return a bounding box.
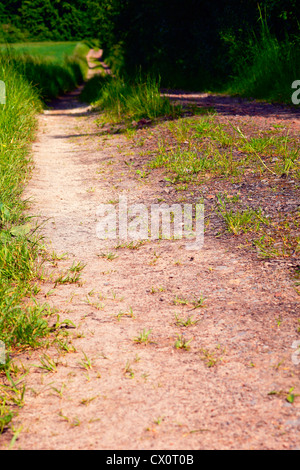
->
[78,351,93,371]
[174,335,193,350]
[133,329,152,344]
[173,295,189,306]
[80,395,98,406]
[216,194,270,235]
[199,346,225,367]
[174,314,200,327]
[84,294,106,310]
[98,251,119,260]
[53,270,82,287]
[115,240,147,250]
[191,295,206,309]
[123,361,134,378]
[115,307,135,321]
[35,354,59,373]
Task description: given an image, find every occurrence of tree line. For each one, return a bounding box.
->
[1,0,299,90]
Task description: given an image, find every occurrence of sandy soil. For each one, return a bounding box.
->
[1,52,300,450]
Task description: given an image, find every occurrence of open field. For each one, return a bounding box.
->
[0,41,80,61]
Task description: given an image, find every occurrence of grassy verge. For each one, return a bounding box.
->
[0,41,89,102]
[0,42,88,436]
[80,72,182,126]
[225,12,300,104]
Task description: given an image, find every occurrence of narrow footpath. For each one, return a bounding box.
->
[2,53,300,450]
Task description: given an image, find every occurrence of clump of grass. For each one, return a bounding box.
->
[123,361,134,378]
[97,251,119,260]
[216,195,270,235]
[150,147,215,183]
[227,9,300,103]
[133,329,152,344]
[174,314,199,327]
[199,346,225,367]
[174,335,193,351]
[88,73,181,123]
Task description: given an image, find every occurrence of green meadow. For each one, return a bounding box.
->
[0,41,79,60]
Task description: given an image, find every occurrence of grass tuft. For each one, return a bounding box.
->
[81,73,181,124]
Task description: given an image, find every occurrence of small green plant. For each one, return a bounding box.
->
[124,361,134,378]
[0,403,14,434]
[150,286,166,294]
[136,169,149,178]
[231,124,276,175]
[268,387,299,403]
[115,240,146,250]
[35,354,59,373]
[191,295,206,309]
[174,334,193,350]
[78,351,93,370]
[50,383,66,398]
[116,307,135,321]
[154,416,164,425]
[80,395,98,406]
[84,294,106,310]
[199,346,225,367]
[69,261,86,273]
[174,314,199,327]
[173,295,189,306]
[58,411,81,427]
[286,387,296,404]
[53,263,83,287]
[133,329,152,344]
[98,252,119,260]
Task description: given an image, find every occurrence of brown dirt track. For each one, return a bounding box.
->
[1,51,300,450]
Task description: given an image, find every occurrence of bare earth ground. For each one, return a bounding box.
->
[1,52,300,450]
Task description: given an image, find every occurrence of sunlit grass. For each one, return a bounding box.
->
[0,42,88,434]
[81,73,181,123]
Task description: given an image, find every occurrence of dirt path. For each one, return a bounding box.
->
[1,55,300,450]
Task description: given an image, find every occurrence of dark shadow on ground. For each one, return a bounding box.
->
[44,74,300,127]
[163,90,300,121]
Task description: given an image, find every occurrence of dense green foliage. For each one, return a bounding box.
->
[0,42,88,101]
[1,0,298,101]
[0,0,94,42]
[227,12,300,103]
[96,0,300,94]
